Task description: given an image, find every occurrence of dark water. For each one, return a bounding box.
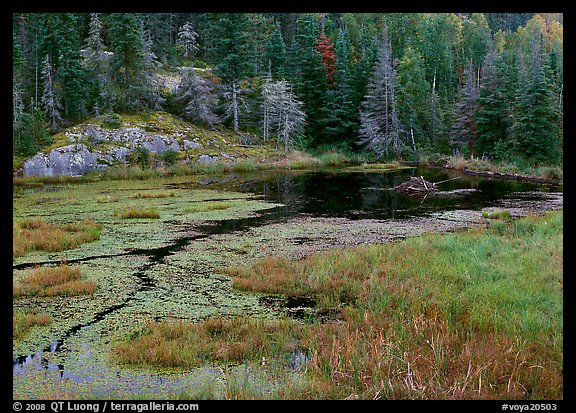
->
[13,167,561,376]
[232,167,560,220]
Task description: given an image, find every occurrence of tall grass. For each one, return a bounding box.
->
[185,201,234,213]
[112,316,303,368]
[222,211,563,399]
[113,207,160,219]
[13,310,51,340]
[13,218,102,258]
[13,264,97,297]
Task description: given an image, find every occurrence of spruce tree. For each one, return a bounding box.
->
[451,61,479,155]
[358,26,403,158]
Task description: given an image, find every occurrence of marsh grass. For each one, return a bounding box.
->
[113,207,160,219]
[13,264,97,297]
[185,201,234,214]
[482,209,512,220]
[13,218,102,257]
[112,316,303,369]
[129,191,175,199]
[13,310,51,340]
[219,211,563,399]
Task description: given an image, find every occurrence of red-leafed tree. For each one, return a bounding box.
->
[315,33,336,85]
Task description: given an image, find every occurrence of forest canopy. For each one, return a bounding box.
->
[13,12,563,165]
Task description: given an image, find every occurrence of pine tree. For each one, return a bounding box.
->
[475,40,510,158]
[85,13,114,112]
[177,21,199,59]
[265,21,286,80]
[358,26,403,158]
[175,68,220,126]
[261,77,306,152]
[396,45,430,152]
[213,13,251,132]
[41,54,63,131]
[451,61,479,155]
[512,38,561,163]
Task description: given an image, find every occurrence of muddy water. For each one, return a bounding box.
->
[12,167,562,398]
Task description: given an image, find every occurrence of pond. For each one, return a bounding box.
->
[12,166,562,399]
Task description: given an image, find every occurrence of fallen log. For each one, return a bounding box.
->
[393,176,438,194]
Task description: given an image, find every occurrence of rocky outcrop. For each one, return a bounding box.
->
[23,124,191,177]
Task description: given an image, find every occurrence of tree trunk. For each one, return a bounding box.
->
[232,78,239,132]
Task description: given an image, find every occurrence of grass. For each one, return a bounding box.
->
[113,207,160,219]
[482,209,512,220]
[215,211,561,399]
[13,310,51,340]
[185,201,234,214]
[13,264,97,297]
[129,191,175,199]
[112,315,303,368]
[13,218,102,258]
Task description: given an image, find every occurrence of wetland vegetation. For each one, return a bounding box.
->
[13,166,562,400]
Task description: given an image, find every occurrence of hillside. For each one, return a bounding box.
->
[15,111,282,176]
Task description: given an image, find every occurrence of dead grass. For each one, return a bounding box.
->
[13,264,97,298]
[13,218,102,258]
[112,315,303,368]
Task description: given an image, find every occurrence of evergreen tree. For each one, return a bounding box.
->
[512,39,561,163]
[265,21,286,80]
[396,45,430,152]
[177,21,199,59]
[84,13,114,113]
[475,40,510,158]
[41,54,63,131]
[261,77,306,152]
[451,61,479,155]
[213,13,251,132]
[175,68,221,126]
[358,26,403,158]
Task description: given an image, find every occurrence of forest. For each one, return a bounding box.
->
[13,12,563,167]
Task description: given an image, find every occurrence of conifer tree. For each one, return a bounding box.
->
[358,26,403,157]
[41,54,63,131]
[213,13,250,132]
[451,61,479,155]
[265,22,286,80]
[177,21,199,59]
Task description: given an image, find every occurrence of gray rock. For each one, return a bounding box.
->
[183,139,204,150]
[23,144,104,177]
[197,154,219,165]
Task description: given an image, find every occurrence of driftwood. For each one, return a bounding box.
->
[393,176,438,195]
[393,176,461,197]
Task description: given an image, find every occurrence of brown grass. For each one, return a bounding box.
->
[13,218,102,258]
[113,316,303,368]
[113,207,160,219]
[13,264,97,297]
[13,310,51,340]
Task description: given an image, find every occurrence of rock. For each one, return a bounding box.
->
[23,144,104,177]
[183,139,204,150]
[196,154,219,165]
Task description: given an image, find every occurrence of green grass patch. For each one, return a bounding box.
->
[185,201,234,214]
[129,191,175,199]
[481,209,512,220]
[13,264,97,298]
[113,207,160,219]
[13,310,51,340]
[217,210,563,399]
[13,218,102,258]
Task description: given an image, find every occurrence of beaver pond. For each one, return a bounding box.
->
[12,166,563,399]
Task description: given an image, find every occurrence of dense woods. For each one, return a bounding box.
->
[13,12,563,166]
